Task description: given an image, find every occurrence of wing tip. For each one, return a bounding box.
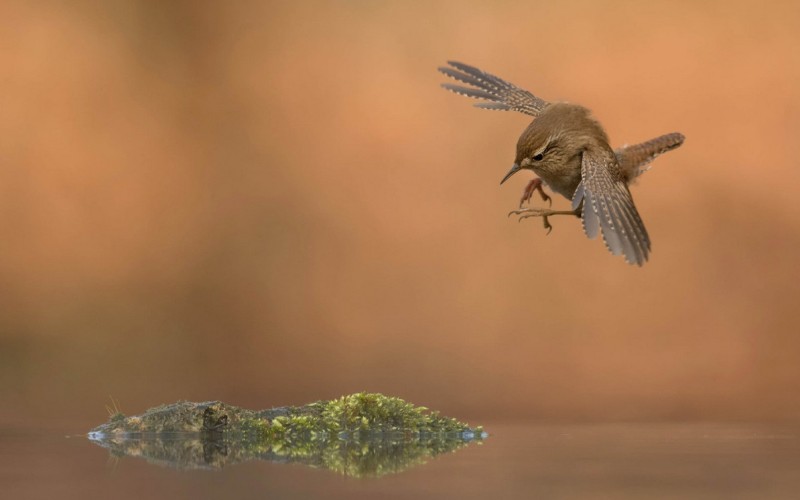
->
[626,250,649,266]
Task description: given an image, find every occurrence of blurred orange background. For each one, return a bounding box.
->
[0,0,798,426]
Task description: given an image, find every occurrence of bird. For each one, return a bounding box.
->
[438,61,684,266]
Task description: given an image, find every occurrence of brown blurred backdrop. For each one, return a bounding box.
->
[0,0,798,426]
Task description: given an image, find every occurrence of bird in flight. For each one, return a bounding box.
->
[438,61,684,266]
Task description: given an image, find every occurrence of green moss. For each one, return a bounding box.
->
[109,412,126,423]
[239,417,269,437]
[89,393,484,476]
[90,393,481,438]
[316,393,470,435]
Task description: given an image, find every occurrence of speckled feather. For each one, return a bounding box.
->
[575,148,651,266]
[438,61,548,116]
[616,132,685,180]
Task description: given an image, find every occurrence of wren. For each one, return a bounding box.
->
[439,61,684,266]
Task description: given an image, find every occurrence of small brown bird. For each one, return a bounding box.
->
[438,61,684,266]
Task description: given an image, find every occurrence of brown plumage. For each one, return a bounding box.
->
[439,61,684,266]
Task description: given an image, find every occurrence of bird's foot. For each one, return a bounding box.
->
[519,178,552,208]
[508,208,578,235]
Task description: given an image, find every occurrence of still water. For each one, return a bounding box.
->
[3,422,799,499]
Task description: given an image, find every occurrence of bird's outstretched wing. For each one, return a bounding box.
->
[438,61,549,117]
[615,132,685,180]
[572,147,651,266]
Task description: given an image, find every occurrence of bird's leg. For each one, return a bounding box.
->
[508,208,579,235]
[519,178,551,207]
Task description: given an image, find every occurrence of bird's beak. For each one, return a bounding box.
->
[500,163,521,185]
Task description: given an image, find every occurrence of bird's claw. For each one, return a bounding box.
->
[508,208,556,234]
[508,208,529,218]
[519,178,552,207]
[543,216,552,235]
[508,207,581,233]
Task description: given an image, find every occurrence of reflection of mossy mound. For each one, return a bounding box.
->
[88,393,485,477]
[91,433,479,476]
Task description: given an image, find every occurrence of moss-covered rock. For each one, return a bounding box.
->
[90,392,483,439]
[88,393,486,477]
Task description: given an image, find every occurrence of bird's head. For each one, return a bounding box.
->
[500,127,555,185]
[500,103,607,185]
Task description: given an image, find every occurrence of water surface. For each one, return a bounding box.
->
[3,422,799,499]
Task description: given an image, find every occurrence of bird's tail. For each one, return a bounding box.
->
[615,132,685,181]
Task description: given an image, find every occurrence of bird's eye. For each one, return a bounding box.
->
[533,153,544,161]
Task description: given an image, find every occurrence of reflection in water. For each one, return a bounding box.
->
[88,432,481,477]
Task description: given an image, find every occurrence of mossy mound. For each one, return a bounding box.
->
[88,393,485,477]
[90,392,483,439]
